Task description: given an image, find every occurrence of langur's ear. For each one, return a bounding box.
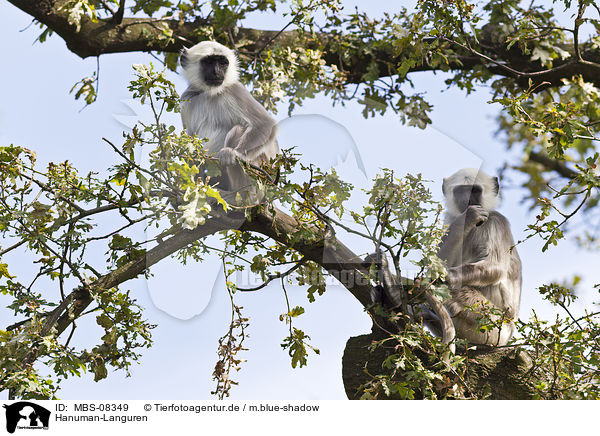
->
[180,48,189,68]
[492,177,500,196]
[442,178,448,196]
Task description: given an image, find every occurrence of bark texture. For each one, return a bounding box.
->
[342,330,540,400]
[7,0,600,89]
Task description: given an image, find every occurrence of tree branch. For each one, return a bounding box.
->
[7,0,600,89]
[528,151,579,179]
[14,206,373,370]
[53,212,238,336]
[241,207,373,308]
[342,331,540,399]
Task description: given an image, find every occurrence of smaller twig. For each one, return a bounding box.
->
[237,258,307,292]
[95,56,100,96]
[300,196,396,254]
[83,212,157,242]
[573,1,587,63]
[0,239,26,257]
[447,366,474,397]
[546,183,587,196]
[18,19,36,32]
[366,311,396,337]
[516,188,591,247]
[98,0,115,15]
[30,179,85,213]
[6,317,40,331]
[111,0,125,24]
[65,200,140,227]
[254,19,296,60]
[59,223,73,299]
[79,307,101,317]
[64,324,76,348]
[149,52,168,67]
[102,137,173,190]
[237,158,278,185]
[0,197,87,285]
[557,301,583,330]
[281,277,293,337]
[442,35,577,79]
[558,311,600,334]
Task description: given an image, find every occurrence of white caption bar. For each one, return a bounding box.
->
[0,400,594,435]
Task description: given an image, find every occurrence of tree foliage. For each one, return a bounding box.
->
[2,0,600,399]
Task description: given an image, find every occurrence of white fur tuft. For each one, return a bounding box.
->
[181,41,240,95]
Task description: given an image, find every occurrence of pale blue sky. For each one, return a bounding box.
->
[1,1,599,400]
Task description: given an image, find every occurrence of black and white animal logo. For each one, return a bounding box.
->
[3,402,50,433]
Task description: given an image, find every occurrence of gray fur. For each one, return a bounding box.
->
[180,41,279,197]
[181,83,278,162]
[437,169,522,346]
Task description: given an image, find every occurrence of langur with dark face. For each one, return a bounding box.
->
[179,41,279,200]
[434,168,522,346]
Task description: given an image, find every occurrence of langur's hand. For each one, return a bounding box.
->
[446,267,460,289]
[463,205,489,230]
[216,147,239,166]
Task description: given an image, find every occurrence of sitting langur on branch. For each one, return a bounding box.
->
[367,169,521,348]
[431,168,522,346]
[179,41,279,200]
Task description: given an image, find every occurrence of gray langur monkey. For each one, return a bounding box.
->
[365,169,521,349]
[179,41,279,199]
[433,168,522,346]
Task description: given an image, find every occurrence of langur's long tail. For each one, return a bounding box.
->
[423,291,456,357]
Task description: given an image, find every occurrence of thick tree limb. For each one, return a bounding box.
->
[7,0,600,88]
[52,213,239,337]
[14,213,237,371]
[2,202,553,399]
[3,203,380,398]
[30,204,543,400]
[19,207,372,370]
[4,0,576,400]
[528,151,579,179]
[342,331,539,399]
[241,207,373,307]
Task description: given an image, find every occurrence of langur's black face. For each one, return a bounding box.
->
[201,55,230,87]
[453,184,483,213]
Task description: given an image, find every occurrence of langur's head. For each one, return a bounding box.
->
[180,41,239,94]
[442,168,500,217]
